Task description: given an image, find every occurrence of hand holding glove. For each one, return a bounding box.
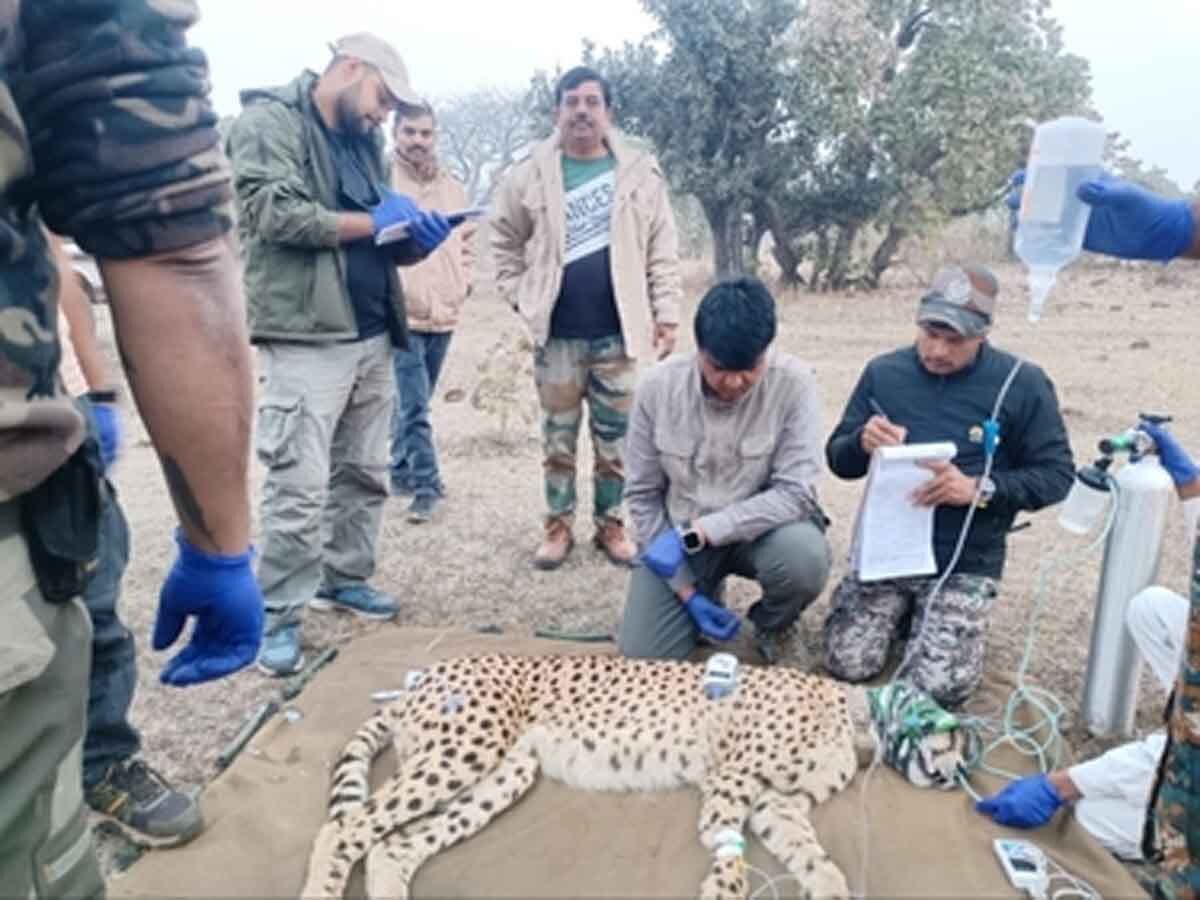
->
[152,532,265,687]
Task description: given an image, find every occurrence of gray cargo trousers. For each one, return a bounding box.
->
[0,501,104,898]
[618,520,831,659]
[254,335,394,633]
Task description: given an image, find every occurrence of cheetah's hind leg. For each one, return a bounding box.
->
[299,741,511,899]
[365,737,541,900]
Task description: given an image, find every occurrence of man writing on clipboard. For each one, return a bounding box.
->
[822,265,1074,707]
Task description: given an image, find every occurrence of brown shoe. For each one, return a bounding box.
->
[533,519,574,570]
[594,521,637,568]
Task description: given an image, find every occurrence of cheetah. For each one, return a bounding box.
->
[300,654,971,899]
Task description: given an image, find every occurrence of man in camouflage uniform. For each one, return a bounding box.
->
[491,66,682,570]
[823,265,1073,707]
[1,2,263,895]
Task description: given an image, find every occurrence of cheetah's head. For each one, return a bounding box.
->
[866,682,977,791]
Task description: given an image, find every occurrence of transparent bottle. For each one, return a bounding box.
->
[1014,116,1107,322]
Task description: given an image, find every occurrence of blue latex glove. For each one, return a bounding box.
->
[370,187,421,235]
[975,774,1063,829]
[370,188,452,254]
[1077,173,1195,261]
[90,402,122,473]
[407,211,452,254]
[642,527,686,579]
[152,532,265,686]
[1140,422,1200,487]
[1005,170,1194,261]
[683,592,740,642]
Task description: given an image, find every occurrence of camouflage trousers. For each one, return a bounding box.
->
[822,571,998,708]
[533,335,635,528]
[1148,533,1200,899]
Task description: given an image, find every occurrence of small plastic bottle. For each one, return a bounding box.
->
[1014,116,1107,322]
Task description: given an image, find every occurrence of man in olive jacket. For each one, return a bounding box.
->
[228,34,453,676]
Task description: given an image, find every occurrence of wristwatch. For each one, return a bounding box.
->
[679,521,705,554]
[978,476,996,507]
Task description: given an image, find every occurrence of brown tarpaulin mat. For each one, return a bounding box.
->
[111,628,1145,898]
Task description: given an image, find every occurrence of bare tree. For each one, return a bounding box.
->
[435,87,535,205]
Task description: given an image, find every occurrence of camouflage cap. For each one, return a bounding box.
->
[330,33,420,107]
[916,264,998,337]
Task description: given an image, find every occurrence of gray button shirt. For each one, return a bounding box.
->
[625,351,824,549]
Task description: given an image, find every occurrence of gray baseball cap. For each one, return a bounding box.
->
[916,264,999,337]
[330,33,420,107]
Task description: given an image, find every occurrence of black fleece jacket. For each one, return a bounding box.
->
[826,342,1074,579]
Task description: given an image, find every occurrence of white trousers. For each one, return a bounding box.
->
[1070,586,1187,859]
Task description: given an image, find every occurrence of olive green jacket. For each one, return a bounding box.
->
[227,71,408,345]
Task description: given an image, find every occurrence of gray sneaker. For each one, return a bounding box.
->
[310,583,399,620]
[85,759,202,848]
[257,623,304,676]
[407,494,438,524]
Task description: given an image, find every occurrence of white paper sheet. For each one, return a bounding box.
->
[849,441,958,582]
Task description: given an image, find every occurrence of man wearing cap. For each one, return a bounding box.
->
[227,34,456,676]
[823,264,1073,706]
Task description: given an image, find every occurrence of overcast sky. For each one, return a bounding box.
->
[192,0,1199,189]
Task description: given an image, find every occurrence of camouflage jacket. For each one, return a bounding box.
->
[0,0,233,502]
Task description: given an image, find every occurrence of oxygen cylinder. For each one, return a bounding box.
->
[1081,454,1174,737]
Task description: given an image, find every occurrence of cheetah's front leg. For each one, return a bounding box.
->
[747,788,849,900]
[695,768,760,900]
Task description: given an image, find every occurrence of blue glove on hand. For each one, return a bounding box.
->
[370,188,422,235]
[152,532,265,687]
[1140,422,1200,487]
[975,774,1063,829]
[642,527,686,579]
[407,211,452,254]
[1077,173,1195,261]
[90,402,122,473]
[1006,169,1194,261]
[683,592,740,643]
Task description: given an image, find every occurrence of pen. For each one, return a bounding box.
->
[868,397,889,420]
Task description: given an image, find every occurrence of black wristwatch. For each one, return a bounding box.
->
[679,521,705,554]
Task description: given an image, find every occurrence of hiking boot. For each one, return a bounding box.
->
[86,758,203,848]
[593,520,637,568]
[407,494,438,524]
[310,583,399,620]
[533,519,574,570]
[755,624,798,666]
[257,623,304,676]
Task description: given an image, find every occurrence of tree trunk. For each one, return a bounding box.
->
[825,224,857,290]
[753,197,804,286]
[865,222,907,289]
[701,196,744,279]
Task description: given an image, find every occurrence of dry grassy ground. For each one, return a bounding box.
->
[96,255,1199,880]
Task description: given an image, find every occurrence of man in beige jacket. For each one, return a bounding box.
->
[389,104,476,523]
[491,66,683,570]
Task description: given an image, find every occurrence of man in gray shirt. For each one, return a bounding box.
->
[618,277,832,664]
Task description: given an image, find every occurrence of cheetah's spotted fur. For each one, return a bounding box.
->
[301,654,966,899]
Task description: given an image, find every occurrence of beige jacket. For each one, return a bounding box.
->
[390,156,475,333]
[490,130,682,362]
